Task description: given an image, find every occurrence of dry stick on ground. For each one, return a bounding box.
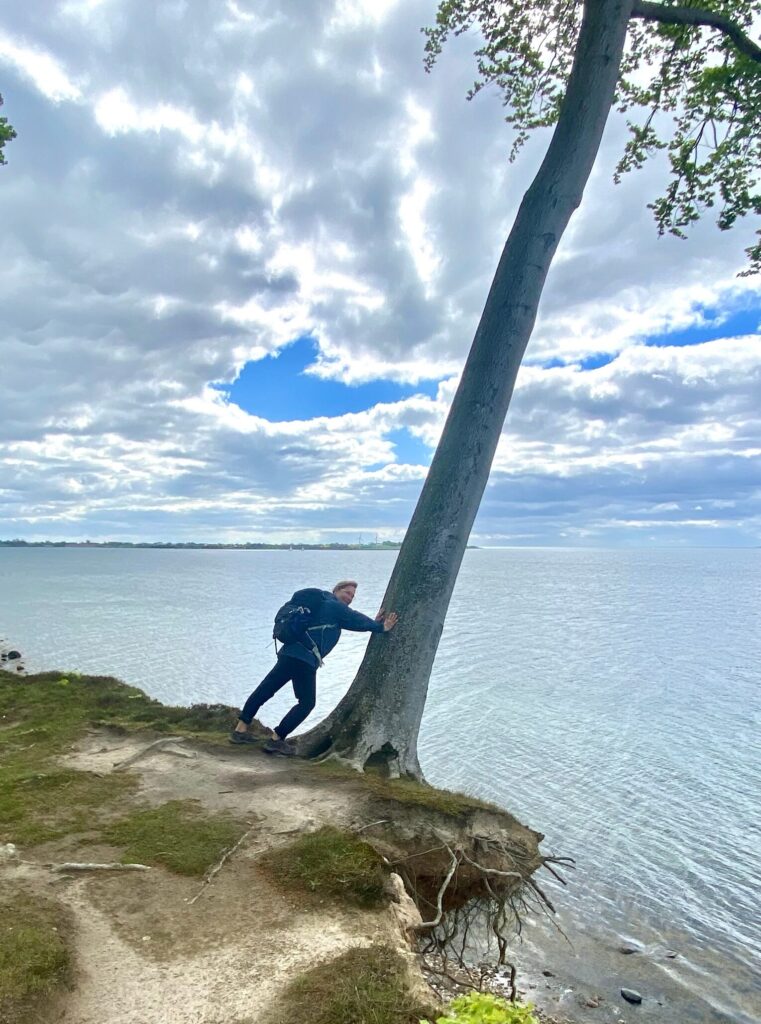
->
[49,862,151,872]
[188,823,259,905]
[161,747,197,760]
[112,736,187,772]
[353,819,391,833]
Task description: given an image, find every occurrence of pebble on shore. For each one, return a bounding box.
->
[621,987,643,1004]
[0,642,27,675]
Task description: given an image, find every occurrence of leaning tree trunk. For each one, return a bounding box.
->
[296,0,635,779]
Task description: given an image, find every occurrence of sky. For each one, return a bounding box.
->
[1,0,759,548]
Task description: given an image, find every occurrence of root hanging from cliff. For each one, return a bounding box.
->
[393,834,575,1001]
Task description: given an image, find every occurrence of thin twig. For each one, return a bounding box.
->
[188,823,258,905]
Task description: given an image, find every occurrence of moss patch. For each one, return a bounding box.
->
[259,825,389,908]
[0,889,72,1024]
[100,799,246,876]
[275,944,434,1024]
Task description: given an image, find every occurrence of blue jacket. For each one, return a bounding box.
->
[277,589,385,669]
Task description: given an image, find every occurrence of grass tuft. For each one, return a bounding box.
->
[0,890,72,1023]
[100,799,246,876]
[259,825,389,908]
[275,944,434,1024]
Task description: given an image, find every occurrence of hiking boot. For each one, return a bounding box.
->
[263,738,296,757]
[229,729,257,745]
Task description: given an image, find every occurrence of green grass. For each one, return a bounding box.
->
[259,825,390,908]
[101,799,247,876]
[275,944,434,1024]
[0,670,262,846]
[0,890,72,1023]
[314,761,505,819]
[0,669,247,741]
[0,765,137,845]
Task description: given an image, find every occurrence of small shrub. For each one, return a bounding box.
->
[421,993,538,1024]
[259,825,389,908]
[101,800,246,876]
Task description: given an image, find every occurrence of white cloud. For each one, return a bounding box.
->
[1,0,759,545]
[0,33,82,101]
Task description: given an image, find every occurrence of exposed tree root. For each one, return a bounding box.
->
[416,846,459,930]
[295,721,424,781]
[389,832,573,1003]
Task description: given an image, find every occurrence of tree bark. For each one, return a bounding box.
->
[296,0,635,779]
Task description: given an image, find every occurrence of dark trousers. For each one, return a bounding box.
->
[239,655,317,739]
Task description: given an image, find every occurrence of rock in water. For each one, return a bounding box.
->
[619,945,639,955]
[621,988,643,1004]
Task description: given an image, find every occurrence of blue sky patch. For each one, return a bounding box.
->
[387,428,433,466]
[644,304,760,349]
[579,353,615,370]
[215,336,440,421]
[535,303,760,373]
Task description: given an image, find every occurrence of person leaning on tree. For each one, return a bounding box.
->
[231,580,398,756]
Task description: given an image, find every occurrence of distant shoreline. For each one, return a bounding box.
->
[0,540,406,551]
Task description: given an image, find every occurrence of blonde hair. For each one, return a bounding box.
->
[333,580,358,593]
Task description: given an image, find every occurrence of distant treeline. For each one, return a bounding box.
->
[0,539,403,551]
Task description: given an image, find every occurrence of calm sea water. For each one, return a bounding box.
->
[1,547,759,1023]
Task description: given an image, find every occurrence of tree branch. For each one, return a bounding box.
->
[631,1,761,63]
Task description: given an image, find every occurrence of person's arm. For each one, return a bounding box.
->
[335,603,397,633]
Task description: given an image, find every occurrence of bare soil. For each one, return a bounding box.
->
[2,730,430,1024]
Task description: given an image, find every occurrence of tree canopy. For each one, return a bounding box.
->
[424,0,761,272]
[0,94,16,166]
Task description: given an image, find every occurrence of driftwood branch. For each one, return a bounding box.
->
[113,736,186,772]
[631,1,761,63]
[50,862,150,872]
